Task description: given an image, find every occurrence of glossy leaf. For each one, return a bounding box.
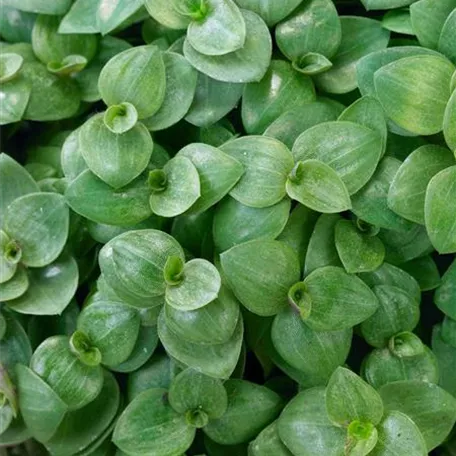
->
[158,311,244,379]
[351,157,414,232]
[164,285,240,345]
[16,364,67,442]
[234,0,303,26]
[293,121,383,195]
[361,285,420,347]
[220,136,294,208]
[388,145,455,225]
[315,16,390,94]
[58,0,100,33]
[169,368,228,422]
[302,266,379,331]
[98,45,166,119]
[143,0,191,29]
[79,113,152,189]
[0,74,32,125]
[30,335,103,410]
[374,55,454,135]
[382,8,414,34]
[361,0,417,9]
[99,229,185,305]
[77,301,140,367]
[2,0,72,15]
[183,10,272,83]
[425,165,456,253]
[435,258,456,319]
[221,240,300,316]
[326,367,384,426]
[400,256,441,291]
[286,160,351,213]
[177,143,244,215]
[96,0,143,35]
[166,258,221,311]
[0,266,29,302]
[369,411,427,456]
[249,421,293,456]
[272,308,352,387]
[149,156,201,217]
[278,387,346,456]
[204,379,282,445]
[0,6,36,43]
[65,170,152,227]
[380,381,456,450]
[439,9,456,64]
[185,73,244,127]
[444,89,456,152]
[242,60,316,134]
[143,52,198,131]
[213,196,290,252]
[6,252,78,315]
[0,53,24,83]
[263,101,342,150]
[4,192,69,267]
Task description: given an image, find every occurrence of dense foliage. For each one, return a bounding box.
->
[0,0,456,455]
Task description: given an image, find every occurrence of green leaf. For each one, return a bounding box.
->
[241,60,316,134]
[286,160,352,213]
[363,343,439,389]
[382,8,414,34]
[21,62,80,121]
[435,258,456,319]
[0,53,24,83]
[65,170,152,227]
[361,285,420,347]
[99,229,185,305]
[177,143,244,215]
[444,89,456,152]
[272,308,352,387]
[213,196,290,252]
[103,102,138,134]
[351,158,413,231]
[164,285,240,345]
[61,128,87,181]
[315,16,390,94]
[425,165,456,253]
[183,10,272,83]
[369,411,427,456]
[31,14,98,65]
[249,421,293,456]
[169,368,228,422]
[58,0,100,33]
[142,51,198,132]
[143,0,191,29]
[380,381,456,450]
[77,301,141,367]
[293,121,383,195]
[326,367,384,427]
[335,219,385,273]
[0,231,18,283]
[0,74,32,125]
[16,364,68,442]
[44,370,120,456]
[187,0,245,56]
[302,266,379,331]
[79,114,152,189]
[0,266,29,302]
[30,335,103,410]
[204,379,283,445]
[220,240,300,316]
[439,9,456,64]
[149,156,201,217]
[185,73,244,128]
[4,192,69,267]
[359,262,421,303]
[400,256,441,291]
[0,6,36,43]
[410,0,456,49]
[2,0,72,15]
[96,0,143,35]
[263,101,342,150]
[374,55,454,135]
[304,213,343,275]
[220,136,294,208]
[166,258,221,311]
[432,325,456,397]
[234,0,303,26]
[98,45,166,119]
[388,145,455,225]
[278,387,346,456]
[361,0,417,9]
[0,153,39,221]
[276,0,340,63]
[113,388,195,456]
[292,53,333,75]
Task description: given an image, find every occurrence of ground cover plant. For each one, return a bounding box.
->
[0,0,456,455]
